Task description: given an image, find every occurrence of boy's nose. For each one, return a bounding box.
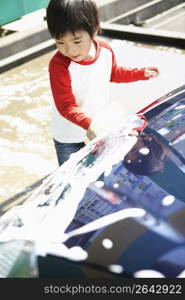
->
[65,46,76,56]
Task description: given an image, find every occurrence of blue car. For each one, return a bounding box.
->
[0,83,185,279]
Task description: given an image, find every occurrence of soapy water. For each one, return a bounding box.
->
[0,110,184,268]
[0,114,139,244]
[1,42,185,277]
[1,40,185,266]
[0,58,57,206]
[1,39,185,207]
[0,114,149,271]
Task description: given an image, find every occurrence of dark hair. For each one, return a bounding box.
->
[122,133,168,176]
[46,0,101,39]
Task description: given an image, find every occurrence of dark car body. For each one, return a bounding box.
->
[38,83,185,278]
[1,83,185,278]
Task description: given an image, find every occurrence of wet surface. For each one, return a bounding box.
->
[0,53,57,207]
[0,39,185,211]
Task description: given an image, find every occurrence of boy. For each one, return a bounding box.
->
[46,0,159,166]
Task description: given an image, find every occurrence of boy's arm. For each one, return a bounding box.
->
[110,49,157,83]
[49,64,92,130]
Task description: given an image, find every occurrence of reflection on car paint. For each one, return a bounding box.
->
[1,85,185,278]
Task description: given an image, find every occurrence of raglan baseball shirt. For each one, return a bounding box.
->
[49,39,149,143]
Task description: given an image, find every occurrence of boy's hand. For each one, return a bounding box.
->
[129,129,139,137]
[86,122,97,141]
[144,66,159,78]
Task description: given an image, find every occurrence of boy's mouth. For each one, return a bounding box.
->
[71,54,81,60]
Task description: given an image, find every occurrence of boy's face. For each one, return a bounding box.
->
[55,30,95,61]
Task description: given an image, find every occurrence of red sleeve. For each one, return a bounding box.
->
[49,55,92,130]
[110,48,149,83]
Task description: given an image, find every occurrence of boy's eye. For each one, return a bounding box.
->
[74,40,82,44]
